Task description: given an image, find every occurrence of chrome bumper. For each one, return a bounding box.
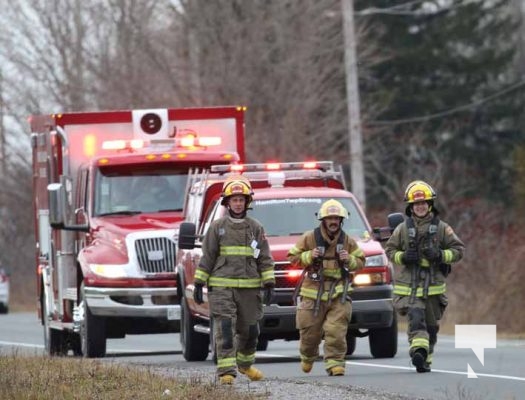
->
[84,286,181,320]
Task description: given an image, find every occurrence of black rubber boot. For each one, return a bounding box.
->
[411,349,431,373]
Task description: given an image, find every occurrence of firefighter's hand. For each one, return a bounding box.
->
[193,283,204,305]
[423,246,442,262]
[311,248,321,259]
[403,247,419,264]
[263,283,274,306]
[338,249,349,261]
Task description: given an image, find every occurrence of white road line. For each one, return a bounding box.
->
[0,341,43,349]
[260,352,525,382]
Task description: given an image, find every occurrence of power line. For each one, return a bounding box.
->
[366,79,525,126]
[355,0,477,17]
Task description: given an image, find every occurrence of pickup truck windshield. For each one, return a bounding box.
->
[249,197,369,239]
[93,167,188,215]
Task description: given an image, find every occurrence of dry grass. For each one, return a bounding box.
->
[0,352,261,400]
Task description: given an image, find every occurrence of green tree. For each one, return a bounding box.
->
[358,0,525,211]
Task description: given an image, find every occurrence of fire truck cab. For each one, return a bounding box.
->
[31,107,245,357]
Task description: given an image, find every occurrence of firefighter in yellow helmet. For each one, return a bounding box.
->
[287,199,365,376]
[385,181,465,372]
[193,175,275,385]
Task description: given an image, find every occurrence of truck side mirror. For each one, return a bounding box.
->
[372,212,405,242]
[388,212,404,231]
[178,222,198,249]
[48,183,66,229]
[48,182,89,232]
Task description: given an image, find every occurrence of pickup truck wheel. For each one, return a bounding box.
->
[210,318,218,364]
[180,298,209,361]
[256,337,269,351]
[345,333,356,356]
[80,283,107,358]
[42,293,67,356]
[369,313,398,358]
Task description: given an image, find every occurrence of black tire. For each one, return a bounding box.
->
[369,313,398,358]
[80,283,107,358]
[345,332,356,356]
[210,318,217,365]
[0,303,8,314]
[42,292,67,356]
[256,337,269,351]
[180,298,209,361]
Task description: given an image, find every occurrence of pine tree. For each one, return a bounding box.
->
[358,0,525,209]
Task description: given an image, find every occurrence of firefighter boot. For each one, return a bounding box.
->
[238,366,264,381]
[411,349,431,373]
[219,374,235,385]
[328,366,345,376]
[301,361,313,373]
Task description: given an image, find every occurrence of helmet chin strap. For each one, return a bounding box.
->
[227,205,247,219]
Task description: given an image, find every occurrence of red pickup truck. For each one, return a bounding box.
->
[176,162,397,362]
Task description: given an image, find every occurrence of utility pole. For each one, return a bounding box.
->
[0,70,5,178]
[341,0,366,210]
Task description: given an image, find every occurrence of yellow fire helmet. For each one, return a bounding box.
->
[220,174,254,206]
[404,180,436,204]
[317,199,348,220]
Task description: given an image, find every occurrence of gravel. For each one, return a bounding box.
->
[151,365,423,400]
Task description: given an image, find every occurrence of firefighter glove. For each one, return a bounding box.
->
[422,246,442,262]
[193,283,204,305]
[263,283,274,306]
[403,247,419,264]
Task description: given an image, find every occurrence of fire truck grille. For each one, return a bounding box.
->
[135,237,176,274]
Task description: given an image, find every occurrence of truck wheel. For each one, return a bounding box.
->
[345,333,356,356]
[80,283,107,358]
[0,303,8,314]
[42,293,66,356]
[256,337,269,351]
[180,298,209,361]
[369,313,398,358]
[210,318,217,364]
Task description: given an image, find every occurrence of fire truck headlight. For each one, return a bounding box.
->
[89,264,127,278]
[365,254,385,267]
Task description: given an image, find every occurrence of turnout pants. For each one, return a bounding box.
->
[296,296,352,372]
[394,294,447,363]
[208,287,263,377]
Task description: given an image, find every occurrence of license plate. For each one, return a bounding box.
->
[167,306,180,320]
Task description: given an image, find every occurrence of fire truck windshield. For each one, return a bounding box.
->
[249,197,369,238]
[94,168,188,215]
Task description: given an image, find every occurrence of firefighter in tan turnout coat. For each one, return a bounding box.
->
[288,199,365,376]
[385,181,465,373]
[193,175,275,385]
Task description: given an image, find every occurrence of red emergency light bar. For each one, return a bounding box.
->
[211,161,335,174]
[100,135,222,153]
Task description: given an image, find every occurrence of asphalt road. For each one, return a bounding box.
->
[1,312,524,400]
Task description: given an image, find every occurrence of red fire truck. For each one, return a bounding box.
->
[31,106,246,357]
